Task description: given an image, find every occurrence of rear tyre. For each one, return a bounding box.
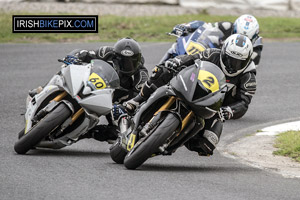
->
[109,137,128,164]
[124,113,180,170]
[14,103,71,155]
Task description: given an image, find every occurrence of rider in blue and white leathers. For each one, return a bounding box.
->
[162,14,263,67]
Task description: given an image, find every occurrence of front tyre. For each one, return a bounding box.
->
[18,128,25,139]
[124,113,180,170]
[109,137,128,164]
[14,103,72,155]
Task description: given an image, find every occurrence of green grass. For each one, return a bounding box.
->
[1,12,300,43]
[273,130,300,162]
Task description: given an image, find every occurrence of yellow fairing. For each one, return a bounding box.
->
[89,73,107,89]
[198,70,219,93]
[186,41,206,55]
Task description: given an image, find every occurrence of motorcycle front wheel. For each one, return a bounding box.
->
[124,113,180,170]
[14,103,72,155]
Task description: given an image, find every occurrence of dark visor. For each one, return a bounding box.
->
[221,53,249,73]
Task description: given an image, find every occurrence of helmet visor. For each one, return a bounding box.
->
[117,55,141,75]
[221,53,249,74]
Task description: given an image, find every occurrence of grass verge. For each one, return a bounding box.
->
[273,130,300,162]
[1,12,300,43]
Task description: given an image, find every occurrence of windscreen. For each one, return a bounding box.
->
[88,60,120,90]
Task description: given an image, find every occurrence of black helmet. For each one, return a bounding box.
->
[113,37,142,76]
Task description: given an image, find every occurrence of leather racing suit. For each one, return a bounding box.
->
[165,20,263,66]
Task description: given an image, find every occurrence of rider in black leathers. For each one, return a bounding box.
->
[124,34,256,156]
[30,38,149,143]
[76,38,149,142]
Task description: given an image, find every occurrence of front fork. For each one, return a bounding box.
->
[154,96,194,133]
[51,91,84,125]
[126,96,195,151]
[46,91,84,128]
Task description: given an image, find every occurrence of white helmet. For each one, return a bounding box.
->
[220,34,253,77]
[233,14,259,41]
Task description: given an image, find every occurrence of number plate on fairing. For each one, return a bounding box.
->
[88,73,106,89]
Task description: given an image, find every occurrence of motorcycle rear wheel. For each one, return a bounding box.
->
[14,103,71,155]
[124,113,180,170]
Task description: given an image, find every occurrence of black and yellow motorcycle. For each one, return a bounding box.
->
[110,60,227,170]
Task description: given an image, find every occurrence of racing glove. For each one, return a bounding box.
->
[164,57,182,69]
[112,104,126,120]
[220,106,234,120]
[171,24,189,36]
[63,55,82,65]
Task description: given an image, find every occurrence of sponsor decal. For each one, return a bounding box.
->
[121,50,134,57]
[230,51,244,57]
[190,72,196,82]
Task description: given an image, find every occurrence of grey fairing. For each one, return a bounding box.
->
[78,89,114,116]
[37,110,100,149]
[133,85,177,127]
[62,64,91,97]
[25,85,62,133]
[36,116,96,149]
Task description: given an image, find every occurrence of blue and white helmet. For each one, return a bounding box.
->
[233,14,259,41]
[220,34,253,77]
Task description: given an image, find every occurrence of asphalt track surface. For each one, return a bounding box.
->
[1,42,300,200]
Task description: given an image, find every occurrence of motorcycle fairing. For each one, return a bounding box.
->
[176,35,189,56]
[25,85,61,133]
[176,26,216,56]
[90,60,120,89]
[133,85,178,129]
[62,64,91,97]
[78,89,114,115]
[170,61,226,119]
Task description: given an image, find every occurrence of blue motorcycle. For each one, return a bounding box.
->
[160,25,224,63]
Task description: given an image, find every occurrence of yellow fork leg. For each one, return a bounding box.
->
[180,111,194,132]
[154,96,176,116]
[70,108,84,125]
[51,91,67,102]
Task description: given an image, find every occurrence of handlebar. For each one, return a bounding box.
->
[58,55,82,65]
[166,32,180,38]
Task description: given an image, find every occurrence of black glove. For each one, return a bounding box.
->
[220,106,234,120]
[112,104,126,120]
[63,55,82,65]
[171,24,188,36]
[164,57,182,70]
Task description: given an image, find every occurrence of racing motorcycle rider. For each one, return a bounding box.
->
[29,37,149,143]
[167,14,263,66]
[124,34,256,156]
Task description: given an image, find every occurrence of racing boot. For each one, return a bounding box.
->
[123,94,145,114]
[79,125,118,144]
[185,129,221,156]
